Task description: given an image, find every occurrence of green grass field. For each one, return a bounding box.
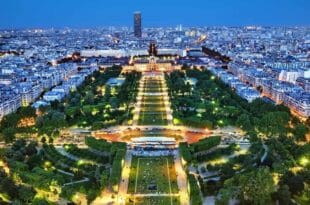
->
[138,77,169,125]
[126,196,180,205]
[138,113,168,125]
[128,157,179,194]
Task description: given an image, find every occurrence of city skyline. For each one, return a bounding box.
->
[0,1,309,205]
[0,0,310,29]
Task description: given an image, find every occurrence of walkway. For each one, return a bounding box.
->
[174,152,189,205]
[260,143,269,163]
[117,150,132,205]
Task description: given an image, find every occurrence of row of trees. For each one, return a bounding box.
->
[0,106,37,143]
[110,146,126,192]
[188,174,203,205]
[64,144,110,164]
[190,136,221,153]
[84,136,127,192]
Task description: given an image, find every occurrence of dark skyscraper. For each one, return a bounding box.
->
[134,12,142,38]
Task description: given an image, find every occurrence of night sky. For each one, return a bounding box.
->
[0,0,309,29]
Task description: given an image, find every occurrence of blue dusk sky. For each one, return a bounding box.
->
[0,0,309,29]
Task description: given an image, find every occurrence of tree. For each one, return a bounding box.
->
[31,198,51,205]
[239,167,276,204]
[41,137,47,144]
[18,186,35,203]
[104,85,111,100]
[19,106,36,118]
[179,142,192,162]
[0,178,19,199]
[236,113,252,131]
[257,112,290,137]
[36,110,67,137]
[11,200,23,205]
[0,113,19,129]
[1,127,16,143]
[24,141,38,156]
[216,187,234,205]
[218,167,276,205]
[85,91,95,104]
[92,121,104,130]
[276,185,291,205]
[286,175,304,195]
[100,172,109,189]
[11,139,26,151]
[26,154,42,169]
[188,174,203,205]
[48,137,54,144]
[293,123,309,141]
[50,100,60,110]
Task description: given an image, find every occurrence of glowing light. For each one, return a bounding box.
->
[299,156,309,167]
[233,163,241,170]
[77,160,86,166]
[0,193,10,203]
[173,118,181,125]
[272,173,280,185]
[236,149,247,155]
[91,108,99,116]
[44,161,51,167]
[128,120,133,125]
[289,166,304,174]
[209,157,228,165]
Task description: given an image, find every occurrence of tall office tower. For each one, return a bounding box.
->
[134,12,142,38]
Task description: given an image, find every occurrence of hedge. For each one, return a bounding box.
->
[188,174,202,205]
[190,136,221,153]
[179,142,192,163]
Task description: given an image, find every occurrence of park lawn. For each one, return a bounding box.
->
[142,96,165,103]
[141,102,165,105]
[143,87,163,93]
[140,107,167,112]
[138,95,167,125]
[128,157,179,194]
[138,112,168,125]
[143,84,162,90]
[126,196,180,205]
